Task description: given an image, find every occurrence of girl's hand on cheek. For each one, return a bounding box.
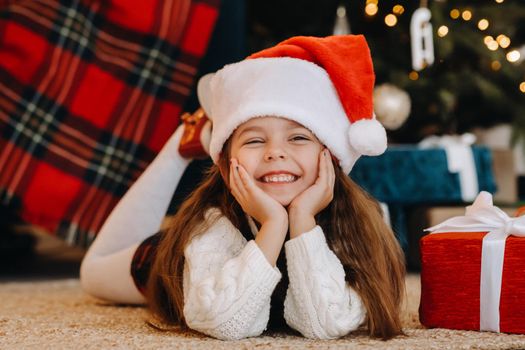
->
[229,158,288,226]
[288,149,335,237]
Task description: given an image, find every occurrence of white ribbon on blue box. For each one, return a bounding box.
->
[426,191,525,332]
[419,133,479,202]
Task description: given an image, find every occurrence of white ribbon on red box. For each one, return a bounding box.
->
[426,191,525,333]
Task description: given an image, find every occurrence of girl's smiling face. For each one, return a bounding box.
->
[229,116,324,206]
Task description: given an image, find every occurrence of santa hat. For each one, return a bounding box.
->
[197,35,387,173]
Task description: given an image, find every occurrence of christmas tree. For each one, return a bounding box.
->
[247,0,525,143]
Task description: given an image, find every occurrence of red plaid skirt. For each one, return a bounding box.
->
[0,0,219,246]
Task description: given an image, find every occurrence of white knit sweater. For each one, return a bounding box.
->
[80,125,366,340]
[182,208,366,340]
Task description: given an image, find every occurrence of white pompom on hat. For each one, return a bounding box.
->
[197,35,387,173]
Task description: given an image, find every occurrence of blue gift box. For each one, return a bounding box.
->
[351,145,497,205]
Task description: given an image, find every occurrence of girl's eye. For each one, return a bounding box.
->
[244,139,264,145]
[290,135,310,142]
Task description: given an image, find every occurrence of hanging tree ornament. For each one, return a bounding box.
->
[333,4,351,35]
[373,84,411,130]
[410,0,435,71]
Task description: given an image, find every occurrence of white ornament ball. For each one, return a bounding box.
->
[373,83,411,130]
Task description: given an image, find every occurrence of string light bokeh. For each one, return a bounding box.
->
[360,0,525,93]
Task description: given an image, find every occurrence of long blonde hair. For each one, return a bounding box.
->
[146,141,405,339]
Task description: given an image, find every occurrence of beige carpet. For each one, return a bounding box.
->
[2,274,525,350]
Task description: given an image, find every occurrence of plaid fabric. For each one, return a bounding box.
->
[0,0,220,247]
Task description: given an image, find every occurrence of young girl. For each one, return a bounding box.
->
[80,35,406,341]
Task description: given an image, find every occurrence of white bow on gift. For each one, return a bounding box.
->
[426,191,525,333]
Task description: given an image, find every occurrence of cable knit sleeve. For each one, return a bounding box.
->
[183,210,281,340]
[284,226,366,339]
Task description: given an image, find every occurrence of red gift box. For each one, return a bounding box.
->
[420,229,525,333]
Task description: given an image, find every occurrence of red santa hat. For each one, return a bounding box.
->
[197,35,386,173]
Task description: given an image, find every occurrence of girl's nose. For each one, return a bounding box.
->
[264,147,286,161]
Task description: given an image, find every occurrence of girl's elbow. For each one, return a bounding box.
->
[184,308,261,341]
[318,317,363,339]
[286,315,360,340]
[185,320,252,341]
[309,302,366,339]
[213,331,250,341]
[303,326,351,340]
[296,326,341,340]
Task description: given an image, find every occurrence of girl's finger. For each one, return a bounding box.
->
[233,160,251,194]
[318,148,329,186]
[310,149,324,190]
[230,159,247,199]
[325,149,335,188]
[236,163,255,192]
[321,149,335,198]
[237,164,260,203]
[229,165,242,201]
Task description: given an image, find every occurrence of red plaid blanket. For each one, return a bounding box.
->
[0,0,219,247]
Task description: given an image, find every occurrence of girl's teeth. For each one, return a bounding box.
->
[263,175,296,183]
